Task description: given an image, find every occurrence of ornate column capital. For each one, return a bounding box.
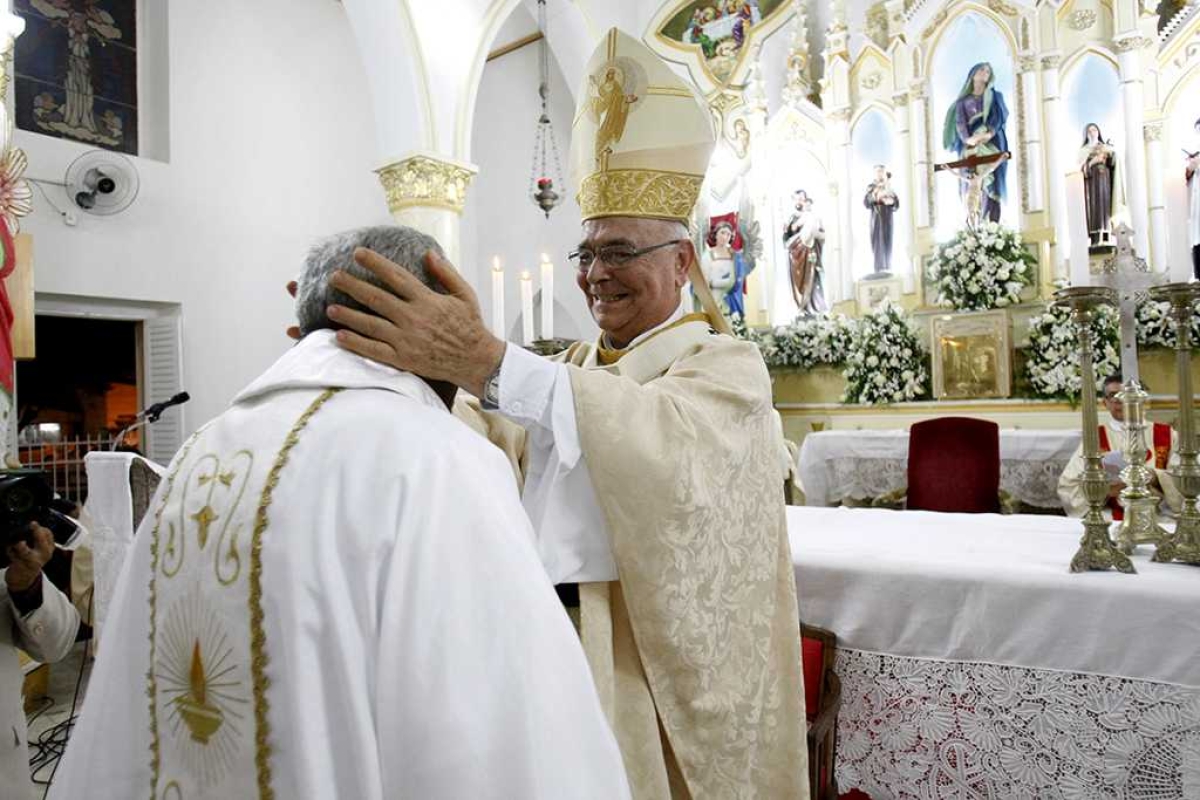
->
[1041,54,1062,71]
[375,152,478,215]
[1018,54,1039,74]
[1113,35,1152,54]
[826,106,852,124]
[1144,122,1163,142]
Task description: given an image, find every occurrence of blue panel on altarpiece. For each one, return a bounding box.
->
[12,0,139,156]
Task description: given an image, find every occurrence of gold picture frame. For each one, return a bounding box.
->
[930,310,1011,400]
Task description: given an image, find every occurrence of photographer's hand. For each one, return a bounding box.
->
[5,524,55,593]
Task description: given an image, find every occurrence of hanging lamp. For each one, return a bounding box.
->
[528,0,563,218]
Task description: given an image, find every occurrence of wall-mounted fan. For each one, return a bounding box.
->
[64,150,140,216]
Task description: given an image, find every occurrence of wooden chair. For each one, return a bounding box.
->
[801,623,842,800]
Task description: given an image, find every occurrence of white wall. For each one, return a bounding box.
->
[461,5,597,344]
[16,0,392,438]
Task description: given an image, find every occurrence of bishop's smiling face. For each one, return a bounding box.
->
[575,217,691,349]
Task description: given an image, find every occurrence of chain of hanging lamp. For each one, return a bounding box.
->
[528,0,563,217]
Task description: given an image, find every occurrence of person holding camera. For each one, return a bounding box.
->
[2,523,80,800]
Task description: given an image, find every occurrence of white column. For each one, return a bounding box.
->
[830,110,855,302]
[1019,56,1045,212]
[1117,40,1151,259]
[910,84,931,231]
[1144,121,1168,273]
[1041,55,1070,278]
[893,91,916,292]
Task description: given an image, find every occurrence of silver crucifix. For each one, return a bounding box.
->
[1097,223,1169,552]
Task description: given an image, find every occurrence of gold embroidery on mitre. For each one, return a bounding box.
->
[585,56,648,172]
[177,640,224,744]
[578,169,703,223]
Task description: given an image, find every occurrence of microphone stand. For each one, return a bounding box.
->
[111,418,151,452]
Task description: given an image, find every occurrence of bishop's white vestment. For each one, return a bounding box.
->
[50,331,629,800]
[466,311,809,800]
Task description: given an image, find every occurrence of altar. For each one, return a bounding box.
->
[797,428,1080,509]
[788,506,1200,798]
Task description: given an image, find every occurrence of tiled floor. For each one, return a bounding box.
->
[24,641,92,795]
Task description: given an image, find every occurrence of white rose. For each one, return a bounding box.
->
[874,374,886,386]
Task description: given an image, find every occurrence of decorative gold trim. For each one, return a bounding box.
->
[577,168,703,222]
[376,154,478,215]
[148,427,212,795]
[248,389,341,800]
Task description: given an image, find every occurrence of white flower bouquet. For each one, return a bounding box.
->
[927,223,1036,311]
[732,313,856,370]
[842,300,928,405]
[1026,301,1119,401]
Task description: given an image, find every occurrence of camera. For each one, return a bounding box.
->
[0,470,79,569]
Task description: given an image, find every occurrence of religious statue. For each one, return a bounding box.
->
[943,62,1009,224]
[783,190,826,314]
[700,213,758,319]
[587,64,639,171]
[1079,123,1119,248]
[731,117,751,159]
[1187,116,1200,280]
[0,119,31,467]
[863,164,899,276]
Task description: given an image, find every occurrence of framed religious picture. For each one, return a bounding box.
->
[930,310,1012,400]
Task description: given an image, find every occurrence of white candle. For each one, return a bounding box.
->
[520,271,535,346]
[540,253,554,340]
[491,256,505,338]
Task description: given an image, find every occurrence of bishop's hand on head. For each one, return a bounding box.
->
[327,248,506,399]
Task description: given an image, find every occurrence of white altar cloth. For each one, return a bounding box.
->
[797,429,1081,509]
[788,506,1200,799]
[83,452,165,638]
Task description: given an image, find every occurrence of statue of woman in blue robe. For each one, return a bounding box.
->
[942,62,1009,224]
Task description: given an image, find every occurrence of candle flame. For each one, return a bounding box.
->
[541,253,551,264]
[521,270,532,281]
[492,256,502,272]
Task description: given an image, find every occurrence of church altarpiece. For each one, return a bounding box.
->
[645,0,1200,388]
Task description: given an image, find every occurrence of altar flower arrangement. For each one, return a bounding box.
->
[927,223,1036,311]
[1135,298,1200,349]
[842,301,928,405]
[1026,300,1119,401]
[732,313,856,369]
[768,314,856,369]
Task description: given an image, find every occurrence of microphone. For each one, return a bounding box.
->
[141,391,190,422]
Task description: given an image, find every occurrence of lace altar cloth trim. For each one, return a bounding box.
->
[824,456,1070,509]
[835,648,1200,800]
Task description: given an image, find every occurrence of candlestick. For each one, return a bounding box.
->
[520,271,535,346]
[540,253,554,341]
[1151,282,1200,565]
[491,256,504,339]
[1054,286,1135,574]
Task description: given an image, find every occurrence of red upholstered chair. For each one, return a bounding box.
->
[801,623,842,800]
[905,417,1001,514]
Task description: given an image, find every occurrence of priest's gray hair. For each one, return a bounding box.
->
[294,225,446,337]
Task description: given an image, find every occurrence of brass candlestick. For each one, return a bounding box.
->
[1114,381,1169,553]
[1151,282,1200,565]
[1055,287,1135,574]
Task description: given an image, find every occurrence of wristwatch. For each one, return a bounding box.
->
[481,364,502,410]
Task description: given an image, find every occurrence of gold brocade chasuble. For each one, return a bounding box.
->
[558,319,808,800]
